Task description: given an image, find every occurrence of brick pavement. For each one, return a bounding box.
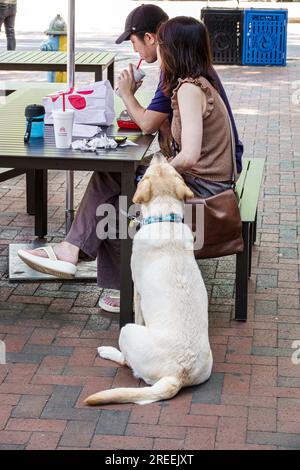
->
[0,54,300,449]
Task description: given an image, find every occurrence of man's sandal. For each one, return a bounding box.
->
[17,246,77,279]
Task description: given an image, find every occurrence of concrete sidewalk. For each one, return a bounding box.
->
[0,27,300,451]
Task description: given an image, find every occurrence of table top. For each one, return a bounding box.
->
[0,86,155,172]
[0,51,115,68]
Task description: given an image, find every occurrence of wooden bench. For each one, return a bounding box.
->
[234,157,265,321]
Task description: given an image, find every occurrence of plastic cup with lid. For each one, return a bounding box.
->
[53,109,75,149]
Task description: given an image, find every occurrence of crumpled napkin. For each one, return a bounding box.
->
[72,135,118,152]
[71,135,139,152]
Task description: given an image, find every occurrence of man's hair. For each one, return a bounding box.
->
[131,31,150,42]
[131,17,168,43]
[157,17,217,96]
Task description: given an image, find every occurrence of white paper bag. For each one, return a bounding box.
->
[43,81,115,126]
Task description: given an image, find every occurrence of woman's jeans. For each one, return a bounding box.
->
[65,167,232,291]
[0,4,16,50]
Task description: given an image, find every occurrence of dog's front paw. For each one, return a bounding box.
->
[98,346,115,359]
[97,346,125,365]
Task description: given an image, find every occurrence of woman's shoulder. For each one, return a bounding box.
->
[172,76,214,117]
[176,81,206,106]
[173,76,214,93]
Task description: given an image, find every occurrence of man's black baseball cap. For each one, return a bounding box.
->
[115,4,169,44]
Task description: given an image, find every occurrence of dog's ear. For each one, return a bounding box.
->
[174,176,194,200]
[133,178,152,204]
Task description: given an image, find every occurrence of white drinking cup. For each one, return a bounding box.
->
[53,109,75,149]
[131,64,146,82]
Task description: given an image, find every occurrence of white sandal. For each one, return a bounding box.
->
[17,246,77,279]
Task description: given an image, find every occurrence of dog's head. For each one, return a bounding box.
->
[133,154,194,205]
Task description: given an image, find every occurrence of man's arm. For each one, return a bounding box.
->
[121,91,169,134]
[118,67,169,134]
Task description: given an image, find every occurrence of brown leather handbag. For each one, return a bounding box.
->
[185,99,244,259]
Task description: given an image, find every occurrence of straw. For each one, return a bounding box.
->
[136,58,142,70]
[62,92,66,112]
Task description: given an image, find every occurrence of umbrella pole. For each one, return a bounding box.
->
[66,0,75,234]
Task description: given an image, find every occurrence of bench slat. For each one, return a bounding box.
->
[88,52,108,65]
[76,51,96,64]
[236,158,249,201]
[0,51,115,66]
[238,158,265,222]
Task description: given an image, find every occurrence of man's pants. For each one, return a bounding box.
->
[65,155,151,291]
[65,171,122,290]
[0,4,16,50]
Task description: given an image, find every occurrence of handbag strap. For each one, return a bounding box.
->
[219,97,238,183]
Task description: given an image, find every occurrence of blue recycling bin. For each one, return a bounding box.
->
[242,9,288,66]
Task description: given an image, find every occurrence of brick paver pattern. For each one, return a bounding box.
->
[0,44,300,450]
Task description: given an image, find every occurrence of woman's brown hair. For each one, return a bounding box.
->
[157,17,217,96]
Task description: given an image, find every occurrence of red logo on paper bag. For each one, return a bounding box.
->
[49,88,93,111]
[68,95,86,110]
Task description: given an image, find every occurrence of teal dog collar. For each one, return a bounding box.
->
[142,213,183,226]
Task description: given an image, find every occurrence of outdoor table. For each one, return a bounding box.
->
[0,86,155,327]
[0,51,115,86]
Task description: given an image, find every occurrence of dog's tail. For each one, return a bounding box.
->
[84,376,182,406]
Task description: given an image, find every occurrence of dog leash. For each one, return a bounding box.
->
[119,209,141,228]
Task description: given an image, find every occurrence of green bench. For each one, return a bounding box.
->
[234,157,265,321]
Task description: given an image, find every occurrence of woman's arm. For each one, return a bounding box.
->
[170,83,206,173]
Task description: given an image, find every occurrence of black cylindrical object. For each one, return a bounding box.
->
[24,104,45,143]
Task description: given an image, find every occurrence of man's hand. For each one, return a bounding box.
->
[117,64,143,98]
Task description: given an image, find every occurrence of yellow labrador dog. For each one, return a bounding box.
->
[85,154,213,406]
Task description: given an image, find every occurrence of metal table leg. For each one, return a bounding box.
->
[34,169,47,238]
[26,170,35,215]
[95,67,103,83]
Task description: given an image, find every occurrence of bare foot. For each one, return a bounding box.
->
[25,241,79,265]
